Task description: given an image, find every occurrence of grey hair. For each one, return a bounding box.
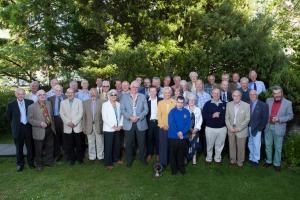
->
[240,77,249,83]
[30,81,39,87]
[189,71,198,77]
[102,80,110,87]
[232,89,242,96]
[187,93,197,100]
[272,85,282,92]
[163,86,172,93]
[152,77,161,81]
[108,89,117,96]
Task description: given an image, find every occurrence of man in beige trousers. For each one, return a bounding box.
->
[225,90,250,167]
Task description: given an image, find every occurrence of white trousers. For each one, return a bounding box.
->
[248,128,261,163]
[205,127,227,162]
[87,124,104,160]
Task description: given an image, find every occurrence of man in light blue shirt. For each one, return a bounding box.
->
[195,80,211,110]
[248,70,266,95]
[76,79,91,101]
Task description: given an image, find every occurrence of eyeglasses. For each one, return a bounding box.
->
[102,86,109,88]
[110,94,117,96]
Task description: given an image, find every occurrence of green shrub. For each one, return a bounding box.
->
[283,131,300,168]
[0,86,15,135]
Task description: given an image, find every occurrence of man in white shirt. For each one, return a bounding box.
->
[146,86,162,162]
[248,70,266,95]
[25,81,39,102]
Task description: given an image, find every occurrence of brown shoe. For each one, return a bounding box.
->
[146,155,152,162]
[116,160,123,164]
[106,166,113,171]
[156,155,160,162]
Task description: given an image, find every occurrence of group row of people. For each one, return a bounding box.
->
[6,70,293,175]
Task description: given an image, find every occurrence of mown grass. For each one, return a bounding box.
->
[0,155,299,200]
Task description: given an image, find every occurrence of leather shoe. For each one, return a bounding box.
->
[16,165,24,172]
[263,162,273,168]
[274,166,281,172]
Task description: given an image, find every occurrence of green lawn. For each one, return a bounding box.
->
[0,155,300,200]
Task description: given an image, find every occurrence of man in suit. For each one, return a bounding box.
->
[28,90,56,171]
[25,81,39,103]
[264,85,293,171]
[100,80,110,101]
[82,88,104,161]
[120,80,149,167]
[220,81,232,103]
[6,88,35,171]
[46,78,59,99]
[225,90,250,167]
[139,78,151,98]
[48,84,66,161]
[60,88,84,165]
[248,90,269,167]
[239,77,251,103]
[146,86,162,162]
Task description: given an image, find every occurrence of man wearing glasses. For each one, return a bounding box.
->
[28,90,56,171]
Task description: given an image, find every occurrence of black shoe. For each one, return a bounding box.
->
[69,161,75,166]
[55,154,63,162]
[249,161,259,167]
[126,163,132,168]
[45,162,55,167]
[16,165,24,172]
[274,166,281,172]
[263,162,273,168]
[78,160,84,165]
[180,170,186,175]
[28,164,36,169]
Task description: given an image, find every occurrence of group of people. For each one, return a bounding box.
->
[6,70,294,175]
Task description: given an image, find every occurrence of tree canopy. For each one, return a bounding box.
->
[0,0,299,85]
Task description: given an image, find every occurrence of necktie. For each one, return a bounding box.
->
[254,82,257,91]
[57,97,61,114]
[222,92,226,102]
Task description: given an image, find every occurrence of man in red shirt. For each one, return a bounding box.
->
[264,86,293,171]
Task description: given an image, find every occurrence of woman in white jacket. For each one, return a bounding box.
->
[102,89,123,170]
[185,93,203,165]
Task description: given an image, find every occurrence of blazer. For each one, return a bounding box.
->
[221,90,232,102]
[48,95,67,116]
[28,101,56,140]
[60,98,83,134]
[82,99,104,135]
[265,97,294,136]
[82,99,103,135]
[120,93,148,131]
[249,100,268,136]
[102,101,124,132]
[147,97,163,122]
[6,99,33,138]
[225,101,250,138]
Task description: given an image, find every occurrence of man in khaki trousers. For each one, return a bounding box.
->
[82,88,104,161]
[225,90,250,167]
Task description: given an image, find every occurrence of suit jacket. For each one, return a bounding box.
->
[60,98,83,133]
[249,100,268,136]
[28,101,56,140]
[48,95,67,116]
[225,101,250,138]
[265,97,293,136]
[221,90,232,102]
[25,92,38,102]
[147,97,163,122]
[6,99,33,138]
[120,93,149,131]
[102,101,124,132]
[82,99,104,135]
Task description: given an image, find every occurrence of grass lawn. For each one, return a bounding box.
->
[0,155,300,200]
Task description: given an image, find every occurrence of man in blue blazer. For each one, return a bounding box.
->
[6,88,35,172]
[121,80,149,167]
[248,90,269,166]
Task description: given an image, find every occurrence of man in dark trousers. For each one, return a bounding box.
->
[168,96,191,175]
[146,86,162,162]
[48,84,66,161]
[6,88,35,172]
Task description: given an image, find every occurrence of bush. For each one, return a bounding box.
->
[0,86,15,135]
[283,131,300,168]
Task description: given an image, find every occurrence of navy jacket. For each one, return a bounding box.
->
[147,97,163,122]
[6,99,33,138]
[249,100,269,136]
[168,107,191,139]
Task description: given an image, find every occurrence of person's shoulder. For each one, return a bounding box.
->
[25,99,34,105]
[283,98,292,105]
[7,99,17,106]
